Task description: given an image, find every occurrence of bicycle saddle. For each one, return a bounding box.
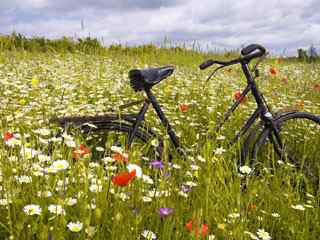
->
[129,65,174,91]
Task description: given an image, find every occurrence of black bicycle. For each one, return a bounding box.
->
[53,44,320,184]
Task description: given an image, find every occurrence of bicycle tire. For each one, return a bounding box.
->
[52,116,163,164]
[252,111,320,188]
[240,121,264,165]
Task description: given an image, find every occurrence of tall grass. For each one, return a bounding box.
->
[0,35,319,239]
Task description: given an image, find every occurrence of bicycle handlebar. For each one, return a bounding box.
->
[199,59,215,70]
[199,58,241,70]
[199,44,266,70]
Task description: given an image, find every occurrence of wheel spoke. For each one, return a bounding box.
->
[59,122,162,164]
[252,113,320,191]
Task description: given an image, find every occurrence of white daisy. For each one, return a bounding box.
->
[67,221,83,232]
[291,204,305,211]
[239,165,252,175]
[127,163,142,178]
[141,230,157,239]
[51,160,69,172]
[257,229,271,240]
[48,204,66,215]
[23,204,42,216]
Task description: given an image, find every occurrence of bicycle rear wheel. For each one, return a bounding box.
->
[55,119,163,164]
[252,112,320,189]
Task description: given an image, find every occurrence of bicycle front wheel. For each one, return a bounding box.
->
[253,112,320,189]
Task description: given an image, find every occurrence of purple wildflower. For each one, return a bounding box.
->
[150,160,164,169]
[163,171,171,178]
[131,206,140,215]
[181,185,192,193]
[158,207,173,217]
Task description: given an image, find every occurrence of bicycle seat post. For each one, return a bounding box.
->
[145,88,180,149]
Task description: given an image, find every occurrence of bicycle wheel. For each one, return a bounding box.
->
[252,112,320,189]
[54,118,163,164]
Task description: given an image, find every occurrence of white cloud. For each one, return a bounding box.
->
[0,0,319,55]
[25,0,48,8]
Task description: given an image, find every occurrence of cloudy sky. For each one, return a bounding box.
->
[1,0,319,55]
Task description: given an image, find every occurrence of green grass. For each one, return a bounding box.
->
[0,48,319,240]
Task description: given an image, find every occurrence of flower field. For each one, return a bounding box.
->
[0,49,319,239]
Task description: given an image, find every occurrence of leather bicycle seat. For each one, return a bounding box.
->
[129,65,174,91]
[241,44,266,56]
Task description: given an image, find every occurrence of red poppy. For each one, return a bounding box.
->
[270,67,278,76]
[185,220,209,239]
[3,131,14,142]
[234,90,247,104]
[185,220,193,231]
[194,226,199,239]
[179,103,189,113]
[72,144,91,159]
[248,203,257,210]
[112,152,129,163]
[201,224,209,238]
[112,169,136,186]
[313,83,320,92]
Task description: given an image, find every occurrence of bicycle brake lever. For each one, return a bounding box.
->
[206,72,215,82]
[206,66,224,82]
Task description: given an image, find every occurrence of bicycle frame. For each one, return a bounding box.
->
[126,89,180,149]
[218,63,277,145]
[126,61,282,152]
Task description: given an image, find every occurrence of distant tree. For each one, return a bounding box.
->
[308,44,318,62]
[297,48,308,61]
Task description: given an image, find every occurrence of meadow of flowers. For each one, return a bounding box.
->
[0,48,319,239]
